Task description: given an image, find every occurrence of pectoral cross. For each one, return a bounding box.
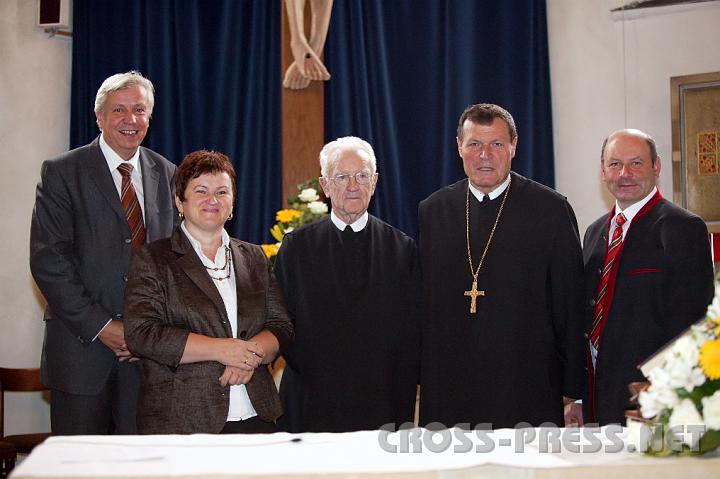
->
[464,280,485,314]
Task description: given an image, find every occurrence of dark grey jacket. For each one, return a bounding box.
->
[30,137,177,396]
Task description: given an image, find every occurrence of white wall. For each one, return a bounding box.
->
[1,0,719,437]
[549,0,720,235]
[0,0,71,436]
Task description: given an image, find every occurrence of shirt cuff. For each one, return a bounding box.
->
[92,318,114,342]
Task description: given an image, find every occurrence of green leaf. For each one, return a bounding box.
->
[698,430,720,454]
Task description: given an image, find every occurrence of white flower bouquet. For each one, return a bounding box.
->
[633,274,720,455]
[261,178,329,261]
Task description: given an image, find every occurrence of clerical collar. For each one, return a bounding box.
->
[330,210,368,232]
[100,133,141,175]
[613,186,658,226]
[468,174,511,203]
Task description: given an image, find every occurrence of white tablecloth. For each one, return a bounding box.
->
[10,427,720,478]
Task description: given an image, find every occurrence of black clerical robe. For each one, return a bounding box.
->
[274,215,420,432]
[418,173,585,429]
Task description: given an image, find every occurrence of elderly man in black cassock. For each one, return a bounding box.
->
[274,136,420,433]
[418,104,585,429]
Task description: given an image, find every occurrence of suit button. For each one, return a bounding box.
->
[584,333,589,339]
[125,238,132,244]
[239,330,247,339]
[123,275,128,282]
[597,268,602,275]
[589,299,596,307]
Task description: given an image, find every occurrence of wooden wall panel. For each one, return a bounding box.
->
[281,1,325,205]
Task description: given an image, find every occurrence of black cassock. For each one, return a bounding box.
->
[274,215,420,432]
[418,173,585,429]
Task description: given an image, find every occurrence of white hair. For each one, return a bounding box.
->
[319,136,377,177]
[94,71,155,117]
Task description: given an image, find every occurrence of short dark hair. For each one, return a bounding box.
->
[176,150,237,201]
[600,130,658,166]
[457,103,517,141]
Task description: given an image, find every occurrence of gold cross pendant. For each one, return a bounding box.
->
[464,280,485,314]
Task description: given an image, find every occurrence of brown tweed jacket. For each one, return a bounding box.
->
[124,228,293,434]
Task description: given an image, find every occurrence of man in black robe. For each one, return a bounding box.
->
[418,104,585,429]
[274,136,420,432]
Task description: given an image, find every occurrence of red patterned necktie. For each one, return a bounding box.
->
[117,163,146,253]
[589,212,627,350]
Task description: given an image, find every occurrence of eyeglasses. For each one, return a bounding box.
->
[328,171,373,186]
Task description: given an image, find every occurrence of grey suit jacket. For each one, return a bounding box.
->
[30,137,177,395]
[123,229,293,434]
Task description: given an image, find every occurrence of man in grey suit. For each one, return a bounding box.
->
[30,71,178,435]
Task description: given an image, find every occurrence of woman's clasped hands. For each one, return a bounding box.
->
[218,339,265,386]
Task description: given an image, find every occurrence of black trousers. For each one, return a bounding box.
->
[50,360,140,435]
[221,416,276,434]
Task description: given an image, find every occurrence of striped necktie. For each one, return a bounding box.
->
[589,212,627,350]
[117,163,146,253]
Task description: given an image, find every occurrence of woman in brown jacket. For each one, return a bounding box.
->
[124,150,293,434]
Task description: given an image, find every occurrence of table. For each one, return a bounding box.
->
[9,427,720,478]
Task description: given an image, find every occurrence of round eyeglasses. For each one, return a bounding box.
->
[329,171,373,186]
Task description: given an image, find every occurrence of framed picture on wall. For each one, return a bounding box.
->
[671,71,720,233]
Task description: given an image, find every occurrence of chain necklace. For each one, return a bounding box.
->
[464,181,510,314]
[206,245,232,281]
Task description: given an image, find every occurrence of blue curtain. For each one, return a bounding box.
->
[70,0,553,242]
[70,0,281,244]
[324,0,554,238]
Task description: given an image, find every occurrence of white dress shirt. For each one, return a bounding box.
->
[181,223,258,422]
[607,187,658,245]
[99,134,146,221]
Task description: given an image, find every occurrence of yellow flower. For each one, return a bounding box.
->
[270,224,285,242]
[700,338,720,380]
[276,209,301,223]
[261,243,280,258]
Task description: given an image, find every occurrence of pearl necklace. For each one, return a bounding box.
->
[206,245,232,281]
